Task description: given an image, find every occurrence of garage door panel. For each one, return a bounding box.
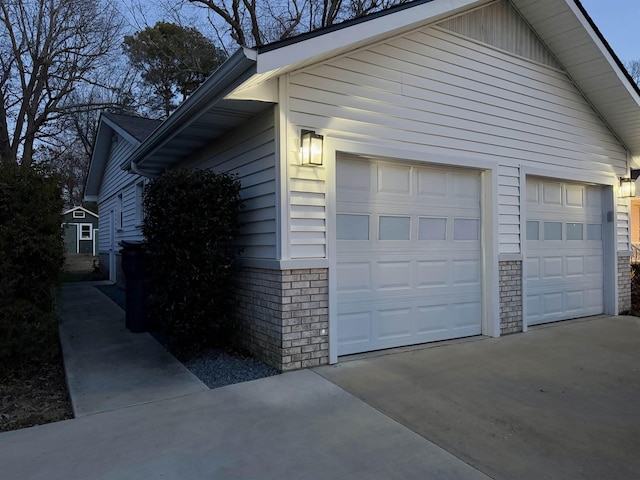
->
[452,260,481,285]
[377,164,411,195]
[586,256,603,275]
[542,257,563,278]
[543,183,563,205]
[337,158,482,355]
[452,173,481,200]
[453,302,482,330]
[417,169,448,197]
[337,263,372,292]
[565,185,584,207]
[566,290,585,311]
[376,261,412,291]
[543,293,563,315]
[586,289,604,308]
[337,311,372,347]
[416,305,449,334]
[565,256,585,277]
[378,308,413,339]
[417,260,449,286]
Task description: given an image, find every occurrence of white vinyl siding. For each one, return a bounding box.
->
[287,24,628,256]
[617,198,631,252]
[97,136,144,253]
[498,165,521,254]
[180,108,278,259]
[437,0,561,69]
[289,165,327,259]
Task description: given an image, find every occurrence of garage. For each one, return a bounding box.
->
[525,178,604,326]
[335,157,483,356]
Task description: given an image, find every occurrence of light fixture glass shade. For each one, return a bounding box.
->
[301,130,323,166]
[620,177,636,198]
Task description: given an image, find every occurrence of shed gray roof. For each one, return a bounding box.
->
[102,113,162,143]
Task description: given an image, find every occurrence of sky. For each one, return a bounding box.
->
[123,0,640,62]
[580,0,640,63]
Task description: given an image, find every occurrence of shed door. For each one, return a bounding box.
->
[336,157,482,356]
[64,224,78,254]
[525,178,604,326]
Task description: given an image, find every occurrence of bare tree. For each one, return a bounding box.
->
[187,0,407,48]
[0,0,124,166]
[626,60,640,86]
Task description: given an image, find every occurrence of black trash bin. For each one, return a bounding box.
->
[119,240,149,333]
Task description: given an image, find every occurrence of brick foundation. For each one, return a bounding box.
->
[233,267,329,371]
[618,254,631,313]
[499,260,523,335]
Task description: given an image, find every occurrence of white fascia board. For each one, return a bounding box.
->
[255,0,488,74]
[564,0,640,106]
[63,206,99,218]
[225,77,278,102]
[85,120,118,197]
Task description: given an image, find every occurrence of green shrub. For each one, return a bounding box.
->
[0,163,64,371]
[143,169,243,351]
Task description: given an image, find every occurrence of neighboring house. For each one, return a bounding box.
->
[85,0,640,371]
[62,206,99,255]
[84,113,162,286]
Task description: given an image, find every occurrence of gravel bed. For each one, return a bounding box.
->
[183,349,278,389]
[93,284,279,389]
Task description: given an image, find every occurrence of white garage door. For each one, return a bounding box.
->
[525,178,604,326]
[336,157,482,356]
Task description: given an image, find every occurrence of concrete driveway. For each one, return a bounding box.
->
[316,315,640,480]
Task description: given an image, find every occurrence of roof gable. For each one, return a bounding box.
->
[63,206,99,218]
[437,0,561,69]
[128,0,640,174]
[84,113,160,200]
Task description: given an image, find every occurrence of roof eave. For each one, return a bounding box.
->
[124,47,258,175]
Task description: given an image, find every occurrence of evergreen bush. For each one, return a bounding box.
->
[143,169,243,351]
[0,163,64,371]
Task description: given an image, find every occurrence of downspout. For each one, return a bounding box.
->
[130,160,158,179]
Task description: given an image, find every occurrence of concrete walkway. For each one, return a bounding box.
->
[0,282,489,479]
[57,282,208,416]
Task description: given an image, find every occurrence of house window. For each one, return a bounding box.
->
[80,224,92,240]
[135,181,145,225]
[73,210,85,219]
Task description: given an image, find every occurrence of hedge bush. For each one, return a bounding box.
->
[0,163,64,371]
[143,169,243,351]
